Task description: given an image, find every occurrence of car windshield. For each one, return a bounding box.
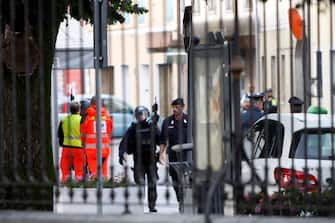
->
[58,97,133,114]
[102,98,132,114]
[290,129,335,160]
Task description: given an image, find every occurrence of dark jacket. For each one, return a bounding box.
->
[119,120,160,165]
[160,113,189,154]
[241,106,264,135]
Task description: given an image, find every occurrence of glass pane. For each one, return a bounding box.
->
[193,47,226,171]
[292,132,335,160]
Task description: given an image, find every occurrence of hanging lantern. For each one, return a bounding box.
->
[2,25,40,76]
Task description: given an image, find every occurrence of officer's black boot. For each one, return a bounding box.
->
[148,187,157,212]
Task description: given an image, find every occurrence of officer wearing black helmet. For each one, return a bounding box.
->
[118,105,160,213]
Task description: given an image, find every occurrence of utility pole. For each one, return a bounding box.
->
[231,0,244,215]
[94,0,107,215]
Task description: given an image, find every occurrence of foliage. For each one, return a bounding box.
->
[240,187,335,216]
[0,0,147,211]
[68,0,148,24]
[64,175,134,188]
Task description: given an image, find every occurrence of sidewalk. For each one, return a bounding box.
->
[1,211,335,223]
[54,186,179,214]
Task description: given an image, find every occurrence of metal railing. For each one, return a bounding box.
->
[0,0,335,221]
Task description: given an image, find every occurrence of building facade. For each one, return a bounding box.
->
[106,0,188,117]
[193,0,335,113]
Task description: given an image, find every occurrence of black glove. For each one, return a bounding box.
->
[155,152,160,163]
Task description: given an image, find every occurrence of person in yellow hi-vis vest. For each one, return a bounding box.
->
[58,101,86,183]
[263,88,277,114]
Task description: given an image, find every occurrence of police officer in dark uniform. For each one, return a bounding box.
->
[159,98,189,204]
[288,96,304,113]
[118,106,160,212]
[240,93,264,135]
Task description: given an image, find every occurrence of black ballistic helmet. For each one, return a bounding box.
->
[134,106,150,121]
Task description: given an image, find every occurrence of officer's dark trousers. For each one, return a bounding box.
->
[134,162,157,210]
[168,151,183,203]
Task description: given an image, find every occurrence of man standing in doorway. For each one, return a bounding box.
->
[159,98,190,205]
[240,83,255,105]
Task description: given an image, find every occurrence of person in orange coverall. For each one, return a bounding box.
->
[81,96,113,179]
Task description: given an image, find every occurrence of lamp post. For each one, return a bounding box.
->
[231,0,244,214]
[183,5,193,143]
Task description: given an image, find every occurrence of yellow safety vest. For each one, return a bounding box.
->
[61,114,82,147]
[271,98,278,106]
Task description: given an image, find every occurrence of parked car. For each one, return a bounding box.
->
[242,113,335,193]
[58,95,134,138]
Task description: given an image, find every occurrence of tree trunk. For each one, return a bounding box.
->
[0,1,64,210]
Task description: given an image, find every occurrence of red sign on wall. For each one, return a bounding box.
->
[63,69,83,96]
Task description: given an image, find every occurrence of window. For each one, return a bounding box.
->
[311,51,323,98]
[290,129,335,160]
[139,65,150,108]
[261,56,266,90]
[193,0,200,13]
[271,56,277,93]
[332,50,335,95]
[243,0,252,9]
[102,66,114,95]
[165,0,174,22]
[180,0,185,8]
[207,0,216,11]
[225,0,233,11]
[123,13,130,24]
[280,55,286,102]
[244,120,284,159]
[137,0,145,24]
[121,65,131,102]
[316,51,323,97]
[102,98,133,114]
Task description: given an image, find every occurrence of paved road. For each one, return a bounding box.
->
[54,138,179,214]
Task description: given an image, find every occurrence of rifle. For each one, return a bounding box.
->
[151,97,160,173]
[151,97,159,125]
[70,87,75,102]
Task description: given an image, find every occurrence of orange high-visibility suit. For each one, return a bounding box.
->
[81,105,113,179]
